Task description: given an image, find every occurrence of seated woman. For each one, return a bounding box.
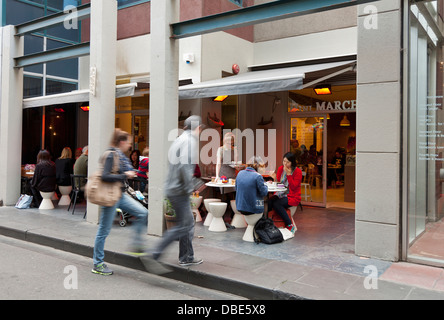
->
[55,147,74,188]
[30,150,56,207]
[235,157,268,215]
[136,147,149,192]
[269,152,302,233]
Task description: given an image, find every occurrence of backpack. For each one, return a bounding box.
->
[253,217,283,244]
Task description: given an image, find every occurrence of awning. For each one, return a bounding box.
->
[22,83,137,109]
[178,60,355,100]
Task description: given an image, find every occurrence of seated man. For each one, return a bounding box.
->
[235,156,268,216]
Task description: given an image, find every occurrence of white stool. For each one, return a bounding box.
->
[58,186,72,206]
[289,206,297,231]
[39,191,55,210]
[242,213,263,242]
[301,183,312,201]
[203,198,221,226]
[230,200,247,228]
[208,202,227,232]
[190,196,203,222]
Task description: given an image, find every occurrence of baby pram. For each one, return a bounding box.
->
[117,183,148,227]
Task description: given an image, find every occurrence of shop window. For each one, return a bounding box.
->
[407,0,444,265]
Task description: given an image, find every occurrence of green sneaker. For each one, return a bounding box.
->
[92,263,113,276]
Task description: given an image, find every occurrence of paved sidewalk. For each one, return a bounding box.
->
[1,204,444,300]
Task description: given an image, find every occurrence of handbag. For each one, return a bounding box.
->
[85,150,122,207]
[15,194,33,209]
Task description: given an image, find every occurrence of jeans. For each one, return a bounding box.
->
[93,192,148,265]
[268,195,292,226]
[153,194,195,263]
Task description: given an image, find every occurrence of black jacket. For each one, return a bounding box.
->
[55,158,74,186]
[31,162,56,192]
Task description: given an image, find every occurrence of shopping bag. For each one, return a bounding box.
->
[15,194,33,209]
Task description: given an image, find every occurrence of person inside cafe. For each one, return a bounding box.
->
[30,149,57,208]
[73,145,88,193]
[216,132,238,180]
[136,147,149,192]
[327,148,346,187]
[235,156,269,216]
[269,152,302,234]
[55,147,74,190]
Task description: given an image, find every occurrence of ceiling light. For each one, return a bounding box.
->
[340,115,351,127]
[314,85,332,95]
[213,95,228,102]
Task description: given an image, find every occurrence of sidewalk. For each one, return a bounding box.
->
[1,204,444,300]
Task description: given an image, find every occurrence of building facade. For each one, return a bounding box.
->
[0,0,443,267]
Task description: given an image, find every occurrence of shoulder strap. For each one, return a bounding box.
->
[101,150,120,174]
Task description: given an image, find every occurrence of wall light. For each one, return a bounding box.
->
[314,84,332,95]
[80,105,90,111]
[213,95,228,102]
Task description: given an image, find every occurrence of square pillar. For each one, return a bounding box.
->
[148,0,180,235]
[86,0,117,223]
[0,26,24,206]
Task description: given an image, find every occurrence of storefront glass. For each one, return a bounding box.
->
[288,85,356,208]
[407,0,444,265]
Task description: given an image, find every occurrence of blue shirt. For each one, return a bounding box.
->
[235,167,268,214]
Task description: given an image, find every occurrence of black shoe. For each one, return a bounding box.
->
[179,258,203,267]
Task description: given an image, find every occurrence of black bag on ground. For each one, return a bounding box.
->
[253,217,283,244]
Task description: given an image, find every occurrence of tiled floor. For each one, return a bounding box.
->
[197,205,392,277]
[409,219,444,261]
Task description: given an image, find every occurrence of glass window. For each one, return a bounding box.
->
[45,79,77,95]
[117,0,150,9]
[407,0,444,265]
[23,75,43,98]
[5,0,44,25]
[229,0,243,7]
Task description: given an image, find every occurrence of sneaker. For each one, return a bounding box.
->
[92,263,113,276]
[140,255,172,275]
[179,258,203,267]
[286,224,296,234]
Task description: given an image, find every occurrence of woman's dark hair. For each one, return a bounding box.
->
[283,152,297,168]
[130,149,140,168]
[37,149,52,165]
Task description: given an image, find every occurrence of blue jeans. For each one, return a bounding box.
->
[153,194,195,263]
[93,192,148,265]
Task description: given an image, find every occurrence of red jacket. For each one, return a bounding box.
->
[276,165,302,206]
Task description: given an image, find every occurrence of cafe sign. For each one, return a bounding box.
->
[288,100,357,113]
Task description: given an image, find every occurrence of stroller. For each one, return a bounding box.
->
[117,182,148,227]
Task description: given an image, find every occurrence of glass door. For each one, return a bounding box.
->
[289,116,326,206]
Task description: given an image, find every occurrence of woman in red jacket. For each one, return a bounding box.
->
[269,152,302,233]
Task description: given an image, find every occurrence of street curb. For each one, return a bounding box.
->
[0,225,306,300]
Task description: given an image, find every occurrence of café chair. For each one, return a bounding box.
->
[230,200,247,228]
[190,195,203,222]
[208,202,227,232]
[203,198,221,226]
[242,213,263,242]
[39,191,55,210]
[68,174,87,218]
[58,185,72,206]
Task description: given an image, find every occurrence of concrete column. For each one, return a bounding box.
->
[0,26,24,206]
[86,0,117,223]
[355,2,402,261]
[148,0,180,235]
